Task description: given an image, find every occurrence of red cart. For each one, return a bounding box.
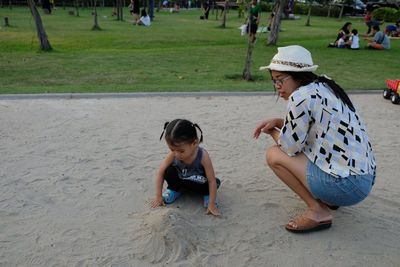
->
[383,80,400,104]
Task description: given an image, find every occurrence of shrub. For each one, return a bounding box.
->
[250,1,344,18]
[373,7,400,22]
[293,3,341,17]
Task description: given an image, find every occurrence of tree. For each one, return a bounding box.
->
[242,40,255,81]
[74,0,80,16]
[305,1,312,26]
[4,17,10,27]
[338,3,344,20]
[221,0,228,28]
[267,0,285,45]
[242,2,254,81]
[27,0,52,51]
[92,0,101,30]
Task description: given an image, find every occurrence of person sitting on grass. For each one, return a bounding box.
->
[347,29,360,50]
[137,9,151,26]
[385,20,400,37]
[364,25,390,50]
[328,22,352,47]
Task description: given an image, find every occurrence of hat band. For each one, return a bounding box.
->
[271,60,312,69]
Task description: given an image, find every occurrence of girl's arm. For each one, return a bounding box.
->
[202,149,220,216]
[150,151,175,208]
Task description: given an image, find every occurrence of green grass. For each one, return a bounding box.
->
[0,6,398,94]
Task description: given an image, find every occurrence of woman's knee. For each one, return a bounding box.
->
[265,145,282,167]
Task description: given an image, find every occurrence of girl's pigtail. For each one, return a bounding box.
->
[193,123,203,143]
[159,121,169,140]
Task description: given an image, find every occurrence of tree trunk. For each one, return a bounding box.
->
[120,0,124,21]
[327,4,331,17]
[215,2,218,20]
[75,0,80,16]
[116,0,121,20]
[27,0,52,51]
[267,0,284,45]
[338,4,344,20]
[92,0,101,30]
[157,0,161,12]
[242,40,254,81]
[305,4,311,26]
[242,3,254,81]
[221,0,227,27]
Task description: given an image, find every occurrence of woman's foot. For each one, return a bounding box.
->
[285,205,333,233]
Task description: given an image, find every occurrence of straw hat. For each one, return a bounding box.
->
[260,45,318,72]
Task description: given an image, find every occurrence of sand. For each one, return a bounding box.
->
[1,93,399,266]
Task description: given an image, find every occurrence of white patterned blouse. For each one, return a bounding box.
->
[278,82,376,178]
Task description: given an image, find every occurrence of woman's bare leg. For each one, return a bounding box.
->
[266,145,332,225]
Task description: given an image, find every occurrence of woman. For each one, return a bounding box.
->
[328,22,352,47]
[254,45,376,233]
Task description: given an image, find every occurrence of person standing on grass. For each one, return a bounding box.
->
[254,45,376,233]
[201,0,211,20]
[129,0,140,24]
[246,0,261,43]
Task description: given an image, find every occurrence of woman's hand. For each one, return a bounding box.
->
[206,204,221,216]
[150,197,165,208]
[253,118,283,139]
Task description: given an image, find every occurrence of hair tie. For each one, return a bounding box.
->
[159,121,169,140]
[320,74,332,80]
[193,123,203,143]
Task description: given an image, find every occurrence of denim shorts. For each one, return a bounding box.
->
[306,160,375,206]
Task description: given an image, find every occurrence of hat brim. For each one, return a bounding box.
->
[259,63,318,72]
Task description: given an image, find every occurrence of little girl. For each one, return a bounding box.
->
[150,119,221,216]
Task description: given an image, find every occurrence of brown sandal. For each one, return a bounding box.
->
[285,216,332,233]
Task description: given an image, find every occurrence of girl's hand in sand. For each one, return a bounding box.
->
[253,118,283,139]
[150,197,165,208]
[206,204,221,216]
